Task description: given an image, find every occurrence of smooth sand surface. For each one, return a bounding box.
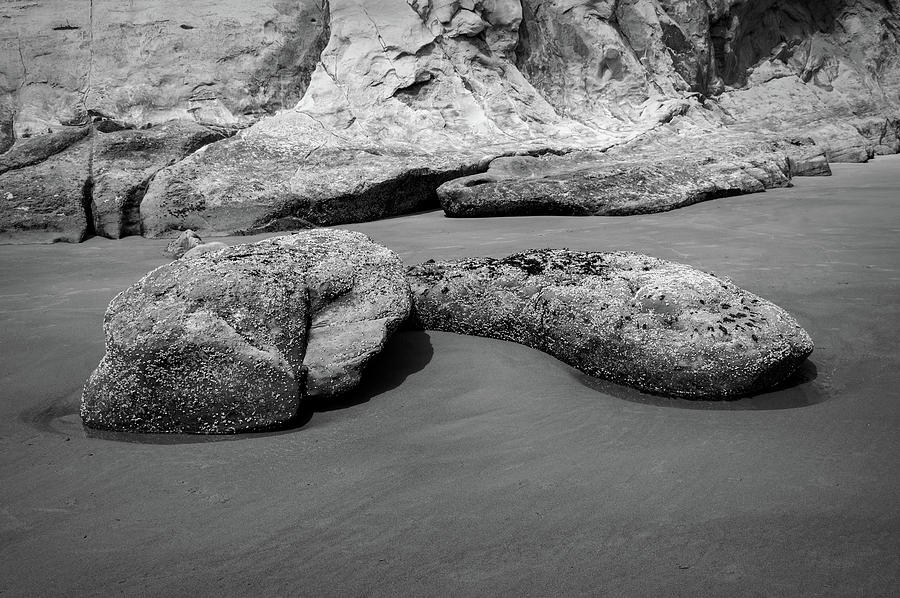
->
[1,156,898,596]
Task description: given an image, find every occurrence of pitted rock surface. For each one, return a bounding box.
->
[407,250,814,399]
[81,229,410,433]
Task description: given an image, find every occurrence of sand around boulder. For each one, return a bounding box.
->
[81,229,410,434]
[407,249,814,399]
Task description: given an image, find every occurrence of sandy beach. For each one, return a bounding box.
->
[1,155,898,596]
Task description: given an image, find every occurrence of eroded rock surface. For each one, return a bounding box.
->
[3,0,900,239]
[81,229,411,433]
[1,0,329,136]
[0,134,92,243]
[92,122,226,238]
[408,249,814,399]
[439,148,787,217]
[438,131,831,217]
[139,134,486,237]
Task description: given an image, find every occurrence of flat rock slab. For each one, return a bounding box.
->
[81,228,410,434]
[407,249,813,399]
[438,147,795,218]
[140,130,485,238]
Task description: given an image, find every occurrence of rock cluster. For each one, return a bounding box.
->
[82,231,815,433]
[81,229,410,433]
[407,249,814,399]
[0,122,225,243]
[2,0,899,241]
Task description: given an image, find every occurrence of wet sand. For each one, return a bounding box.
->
[1,156,898,596]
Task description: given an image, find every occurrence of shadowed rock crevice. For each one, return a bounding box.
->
[80,174,96,241]
[278,163,488,226]
[711,0,843,88]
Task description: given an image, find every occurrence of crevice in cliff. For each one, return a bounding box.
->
[118,178,149,238]
[82,0,94,112]
[80,174,96,242]
[117,125,233,239]
[248,0,331,115]
[710,0,842,88]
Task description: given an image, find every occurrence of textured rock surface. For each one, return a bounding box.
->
[408,249,814,399]
[3,0,900,239]
[81,229,411,433]
[93,121,226,238]
[0,121,226,243]
[181,241,228,260]
[1,0,329,136]
[440,141,795,217]
[0,134,92,243]
[139,135,486,237]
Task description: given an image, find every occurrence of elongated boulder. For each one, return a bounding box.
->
[407,250,813,399]
[437,131,813,218]
[81,228,410,433]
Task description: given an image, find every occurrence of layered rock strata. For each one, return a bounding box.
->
[3,0,900,241]
[408,249,814,399]
[81,229,410,433]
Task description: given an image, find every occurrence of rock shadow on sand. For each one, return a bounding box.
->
[575,358,824,411]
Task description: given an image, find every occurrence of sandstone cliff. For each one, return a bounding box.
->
[1,0,898,242]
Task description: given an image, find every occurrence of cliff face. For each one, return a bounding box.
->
[1,0,899,242]
[1,0,329,140]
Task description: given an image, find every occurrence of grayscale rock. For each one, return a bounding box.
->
[0,135,92,243]
[163,229,203,258]
[92,122,226,239]
[81,229,411,433]
[407,249,814,399]
[180,241,228,260]
[3,0,900,240]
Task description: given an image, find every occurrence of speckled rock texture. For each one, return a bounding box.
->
[437,131,833,217]
[0,121,225,244]
[81,229,411,433]
[139,137,485,237]
[407,249,814,399]
[181,241,228,260]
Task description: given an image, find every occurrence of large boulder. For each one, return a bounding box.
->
[81,229,411,433]
[407,249,813,399]
[139,132,486,237]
